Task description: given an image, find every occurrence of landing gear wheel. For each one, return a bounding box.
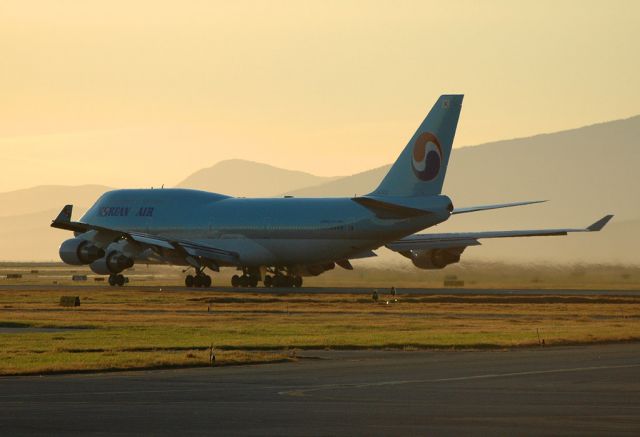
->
[264,275,272,288]
[185,271,211,288]
[231,275,240,287]
[293,276,303,288]
[116,274,125,287]
[108,274,117,286]
[273,275,292,288]
[185,275,194,287]
[240,275,251,287]
[203,275,212,288]
[249,276,259,288]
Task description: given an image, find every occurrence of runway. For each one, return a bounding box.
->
[1,344,639,435]
[2,283,640,296]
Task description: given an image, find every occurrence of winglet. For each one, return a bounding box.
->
[54,205,73,223]
[51,205,86,232]
[587,215,614,232]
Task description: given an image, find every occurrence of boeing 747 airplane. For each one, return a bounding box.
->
[51,95,613,287]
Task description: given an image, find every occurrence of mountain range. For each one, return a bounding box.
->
[176,159,341,197]
[1,115,638,263]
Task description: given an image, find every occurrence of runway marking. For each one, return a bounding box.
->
[278,363,640,397]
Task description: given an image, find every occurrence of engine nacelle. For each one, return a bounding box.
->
[59,238,105,265]
[89,251,134,275]
[410,249,462,270]
[297,262,336,277]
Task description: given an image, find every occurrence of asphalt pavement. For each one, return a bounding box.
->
[1,344,639,435]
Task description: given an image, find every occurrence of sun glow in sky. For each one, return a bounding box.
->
[1,0,639,192]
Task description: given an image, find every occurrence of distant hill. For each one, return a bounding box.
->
[177,159,341,197]
[285,116,640,229]
[0,208,88,261]
[0,185,111,217]
[283,165,391,198]
[0,185,108,260]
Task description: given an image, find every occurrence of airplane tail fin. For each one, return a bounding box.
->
[370,95,463,197]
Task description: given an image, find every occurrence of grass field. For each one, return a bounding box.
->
[1,283,639,376]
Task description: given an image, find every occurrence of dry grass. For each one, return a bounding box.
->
[0,349,292,376]
[1,285,639,376]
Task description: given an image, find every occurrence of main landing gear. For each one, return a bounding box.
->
[263,272,303,288]
[185,268,212,288]
[108,274,127,287]
[227,267,304,288]
[231,271,259,288]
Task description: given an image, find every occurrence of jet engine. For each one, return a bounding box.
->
[89,251,134,275]
[409,248,464,270]
[59,238,105,265]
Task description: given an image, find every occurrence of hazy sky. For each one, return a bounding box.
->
[1,0,638,192]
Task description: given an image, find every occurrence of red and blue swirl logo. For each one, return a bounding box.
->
[411,132,442,181]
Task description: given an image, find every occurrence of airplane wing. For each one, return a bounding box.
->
[51,205,239,266]
[386,215,614,252]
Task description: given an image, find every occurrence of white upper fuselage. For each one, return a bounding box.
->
[80,188,452,266]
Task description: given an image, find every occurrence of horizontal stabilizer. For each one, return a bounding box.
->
[352,195,452,219]
[452,200,546,215]
[352,196,431,218]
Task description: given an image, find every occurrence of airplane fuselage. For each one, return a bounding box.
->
[81,188,452,266]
